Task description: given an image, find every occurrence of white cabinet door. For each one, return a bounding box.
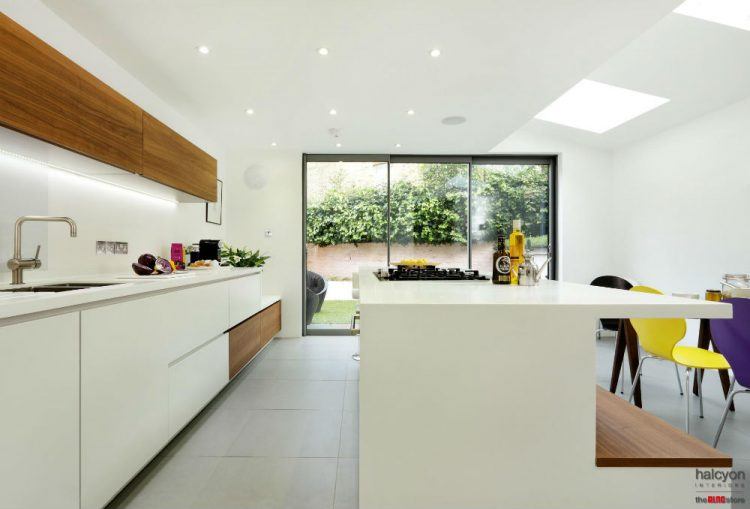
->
[81,294,171,509]
[167,281,229,362]
[229,273,262,328]
[0,313,79,509]
[168,333,229,437]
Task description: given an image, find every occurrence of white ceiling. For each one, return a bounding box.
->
[41,0,681,155]
[523,11,750,149]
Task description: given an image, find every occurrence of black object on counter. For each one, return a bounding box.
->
[375,267,488,281]
[199,239,221,261]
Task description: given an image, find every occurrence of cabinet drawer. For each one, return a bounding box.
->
[228,314,261,379]
[0,313,79,509]
[260,301,282,347]
[167,281,229,362]
[169,334,228,436]
[228,275,262,328]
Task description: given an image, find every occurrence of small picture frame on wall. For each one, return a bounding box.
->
[206,179,223,225]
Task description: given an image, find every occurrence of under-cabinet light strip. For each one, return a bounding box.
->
[0,147,179,205]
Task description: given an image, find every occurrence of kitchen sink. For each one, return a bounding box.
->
[0,282,121,293]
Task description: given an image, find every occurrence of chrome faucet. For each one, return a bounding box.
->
[7,216,78,284]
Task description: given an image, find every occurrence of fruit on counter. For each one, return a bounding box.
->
[154,257,173,274]
[137,253,157,269]
[188,259,213,268]
[131,262,154,276]
[394,258,436,267]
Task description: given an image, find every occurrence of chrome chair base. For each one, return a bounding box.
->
[713,378,747,448]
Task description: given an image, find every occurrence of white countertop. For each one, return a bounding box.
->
[0,267,261,321]
[359,269,731,319]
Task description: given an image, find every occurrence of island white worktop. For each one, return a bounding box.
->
[358,269,732,509]
[0,267,261,322]
[361,269,731,318]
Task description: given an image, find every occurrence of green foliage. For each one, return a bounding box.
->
[221,244,270,268]
[306,164,549,247]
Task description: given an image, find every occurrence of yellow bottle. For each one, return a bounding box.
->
[509,219,525,285]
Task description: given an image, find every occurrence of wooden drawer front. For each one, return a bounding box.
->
[142,112,217,201]
[169,334,228,436]
[229,314,261,379]
[260,301,282,347]
[0,13,81,156]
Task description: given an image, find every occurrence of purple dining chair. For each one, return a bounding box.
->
[711,298,750,447]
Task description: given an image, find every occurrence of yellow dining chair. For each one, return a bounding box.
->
[628,285,730,433]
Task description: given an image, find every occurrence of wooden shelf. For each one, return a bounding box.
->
[596,386,731,467]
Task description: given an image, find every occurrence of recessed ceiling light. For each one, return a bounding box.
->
[336,142,342,148]
[429,48,441,58]
[395,143,402,148]
[534,79,669,134]
[196,45,210,55]
[318,47,329,56]
[245,108,254,116]
[329,109,337,116]
[407,109,415,116]
[442,116,466,125]
[674,0,750,31]
[270,142,277,147]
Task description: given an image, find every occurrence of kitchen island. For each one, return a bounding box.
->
[358,269,732,509]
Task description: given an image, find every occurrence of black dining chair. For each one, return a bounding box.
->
[591,275,634,393]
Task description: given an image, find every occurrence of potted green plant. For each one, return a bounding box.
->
[220,244,270,268]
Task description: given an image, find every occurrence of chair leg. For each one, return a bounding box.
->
[697,369,704,418]
[713,378,739,448]
[628,355,649,403]
[620,360,625,394]
[685,367,692,433]
[674,364,683,396]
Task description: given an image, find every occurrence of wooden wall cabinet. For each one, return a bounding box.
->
[229,301,282,379]
[142,112,217,202]
[0,13,217,201]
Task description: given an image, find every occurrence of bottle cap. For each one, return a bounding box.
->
[513,219,522,230]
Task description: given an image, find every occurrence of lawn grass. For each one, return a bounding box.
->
[312,299,357,324]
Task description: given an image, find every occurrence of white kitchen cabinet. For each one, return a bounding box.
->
[81,293,171,509]
[168,333,229,436]
[0,313,79,509]
[228,272,262,328]
[167,280,229,362]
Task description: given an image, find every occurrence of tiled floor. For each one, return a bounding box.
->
[109,333,750,509]
[107,336,359,509]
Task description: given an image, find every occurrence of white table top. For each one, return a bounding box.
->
[359,268,731,319]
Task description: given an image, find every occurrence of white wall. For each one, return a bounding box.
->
[492,128,615,284]
[609,95,750,295]
[0,1,226,277]
[225,150,302,337]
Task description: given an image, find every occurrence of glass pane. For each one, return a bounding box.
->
[389,162,469,268]
[305,161,387,330]
[470,164,550,278]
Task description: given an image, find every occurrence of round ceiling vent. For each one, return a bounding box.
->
[441,116,467,125]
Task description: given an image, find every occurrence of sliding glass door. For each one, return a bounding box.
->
[303,155,556,335]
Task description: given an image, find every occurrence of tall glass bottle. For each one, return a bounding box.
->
[509,219,525,285]
[492,234,511,285]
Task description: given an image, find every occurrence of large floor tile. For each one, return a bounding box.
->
[222,379,346,410]
[244,358,348,381]
[228,409,342,458]
[339,411,358,459]
[191,457,337,509]
[107,456,219,509]
[167,406,251,457]
[334,459,358,509]
[344,381,358,412]
[345,358,360,381]
[265,337,356,360]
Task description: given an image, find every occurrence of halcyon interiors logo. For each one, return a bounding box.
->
[694,469,746,505]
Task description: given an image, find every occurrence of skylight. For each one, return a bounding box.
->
[534,79,669,134]
[674,0,750,32]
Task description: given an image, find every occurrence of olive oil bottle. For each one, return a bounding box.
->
[509,219,525,285]
[492,234,511,285]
